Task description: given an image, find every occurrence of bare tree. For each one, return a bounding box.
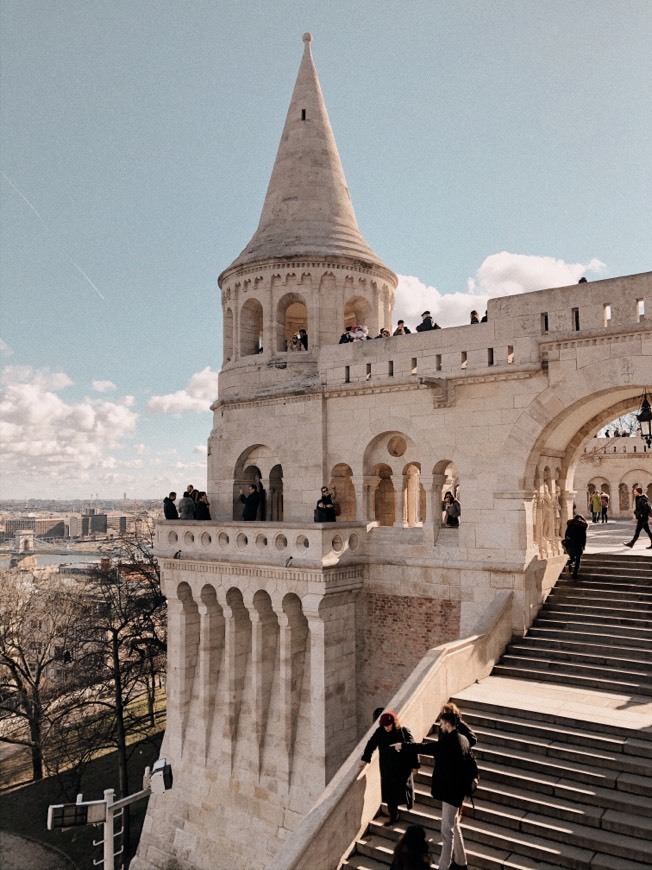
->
[0,571,87,780]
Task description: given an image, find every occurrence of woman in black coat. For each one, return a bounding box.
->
[563,513,588,578]
[195,492,211,521]
[359,711,419,825]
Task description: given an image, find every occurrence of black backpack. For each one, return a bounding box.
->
[464,750,480,806]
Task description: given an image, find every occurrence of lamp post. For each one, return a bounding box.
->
[636,391,652,448]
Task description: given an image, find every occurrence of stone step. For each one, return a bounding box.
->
[462,708,652,760]
[467,724,652,776]
[551,588,652,607]
[505,642,652,674]
[512,635,652,664]
[451,697,652,743]
[492,661,651,696]
[498,652,652,689]
[534,614,652,640]
[408,787,652,861]
[527,623,652,649]
[538,604,652,628]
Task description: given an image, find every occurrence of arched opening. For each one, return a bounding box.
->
[276,293,308,352]
[330,463,356,520]
[224,307,234,364]
[433,460,459,528]
[240,298,263,356]
[373,463,395,526]
[269,464,284,521]
[344,295,372,330]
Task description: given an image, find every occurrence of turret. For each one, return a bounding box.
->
[218,34,397,372]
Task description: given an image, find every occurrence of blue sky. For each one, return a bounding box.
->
[1,1,650,499]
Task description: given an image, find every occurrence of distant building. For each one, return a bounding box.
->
[5,517,66,538]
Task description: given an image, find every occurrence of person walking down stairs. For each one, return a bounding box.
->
[563,514,588,578]
[624,486,652,549]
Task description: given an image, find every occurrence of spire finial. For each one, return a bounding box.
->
[303,32,313,51]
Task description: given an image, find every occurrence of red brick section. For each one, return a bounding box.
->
[356,592,460,728]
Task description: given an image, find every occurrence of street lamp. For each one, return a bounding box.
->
[636,391,652,448]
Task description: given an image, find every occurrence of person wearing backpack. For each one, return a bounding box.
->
[624,486,652,549]
[393,711,471,870]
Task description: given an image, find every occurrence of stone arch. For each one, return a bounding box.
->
[330,463,356,521]
[276,292,308,351]
[233,445,276,521]
[240,298,263,357]
[224,307,234,363]
[344,295,371,329]
[363,430,421,526]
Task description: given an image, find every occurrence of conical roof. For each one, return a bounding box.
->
[223,34,391,276]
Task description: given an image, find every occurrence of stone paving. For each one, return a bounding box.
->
[0,830,74,870]
[584,516,652,555]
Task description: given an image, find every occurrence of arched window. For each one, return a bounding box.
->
[344,295,372,330]
[269,464,284,521]
[223,307,234,363]
[276,293,308,352]
[330,463,356,520]
[373,464,395,527]
[240,298,263,356]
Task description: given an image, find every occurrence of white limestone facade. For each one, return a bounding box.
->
[133,34,652,870]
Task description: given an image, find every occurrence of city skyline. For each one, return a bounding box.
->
[1,1,650,499]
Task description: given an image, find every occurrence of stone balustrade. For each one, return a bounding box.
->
[156,519,369,569]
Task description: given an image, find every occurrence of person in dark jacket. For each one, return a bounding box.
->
[315,486,336,522]
[239,484,260,521]
[441,702,477,748]
[163,492,178,519]
[394,711,470,870]
[359,711,419,825]
[624,486,652,548]
[415,310,440,331]
[177,491,196,520]
[389,824,432,870]
[563,513,588,578]
[195,492,211,521]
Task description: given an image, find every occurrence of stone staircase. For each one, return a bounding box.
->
[344,553,652,869]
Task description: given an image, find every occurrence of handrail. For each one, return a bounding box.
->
[268,590,513,870]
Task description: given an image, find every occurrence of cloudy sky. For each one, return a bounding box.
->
[1,1,650,500]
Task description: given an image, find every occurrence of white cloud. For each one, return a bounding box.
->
[193,444,208,455]
[0,366,138,482]
[92,379,117,393]
[0,339,13,358]
[148,367,219,414]
[394,253,606,328]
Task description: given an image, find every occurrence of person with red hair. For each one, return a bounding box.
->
[359,711,418,825]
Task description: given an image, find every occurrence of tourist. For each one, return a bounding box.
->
[287,334,304,351]
[416,311,440,331]
[389,824,432,870]
[480,310,488,322]
[624,486,652,549]
[339,325,354,343]
[239,484,260,521]
[375,328,391,338]
[590,491,602,523]
[298,328,308,350]
[315,486,336,522]
[359,711,419,826]
[470,310,480,324]
[440,702,477,748]
[195,492,211,521]
[443,491,461,527]
[178,490,196,520]
[600,491,609,523]
[393,320,411,335]
[163,492,178,520]
[563,514,588,578]
[393,711,471,870]
[351,325,371,340]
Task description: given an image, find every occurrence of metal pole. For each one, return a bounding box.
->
[103,788,115,870]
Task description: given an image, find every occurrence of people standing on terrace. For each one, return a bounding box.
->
[239,484,261,521]
[470,310,480,324]
[359,711,419,826]
[195,492,211,521]
[339,325,354,343]
[315,486,336,522]
[163,492,178,519]
[415,311,440,331]
[178,490,196,519]
[393,320,411,335]
[443,491,461,527]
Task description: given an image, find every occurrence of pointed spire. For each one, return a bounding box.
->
[224,34,391,274]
